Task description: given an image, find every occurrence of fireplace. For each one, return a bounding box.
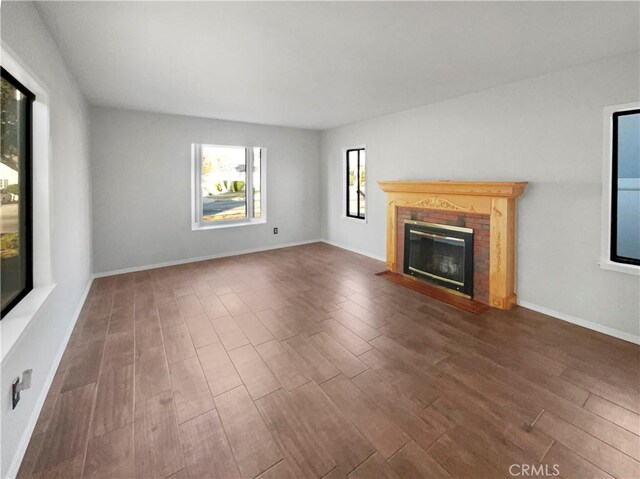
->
[379,181,527,309]
[403,220,474,297]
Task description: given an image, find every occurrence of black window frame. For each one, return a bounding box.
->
[346,147,365,220]
[1,67,35,319]
[610,108,640,267]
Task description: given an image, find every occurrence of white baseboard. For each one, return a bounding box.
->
[6,278,93,479]
[320,238,386,263]
[517,300,640,345]
[93,239,322,278]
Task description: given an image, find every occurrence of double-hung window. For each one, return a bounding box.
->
[346,147,366,220]
[192,144,265,229]
[1,67,35,318]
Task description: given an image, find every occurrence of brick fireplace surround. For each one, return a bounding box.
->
[397,208,491,304]
[378,181,528,310]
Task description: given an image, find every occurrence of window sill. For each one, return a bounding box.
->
[192,218,267,231]
[598,259,640,276]
[1,283,57,362]
[342,215,368,224]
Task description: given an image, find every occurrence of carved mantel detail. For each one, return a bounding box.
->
[378,180,528,310]
[392,196,477,213]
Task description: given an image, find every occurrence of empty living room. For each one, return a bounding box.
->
[1,1,639,478]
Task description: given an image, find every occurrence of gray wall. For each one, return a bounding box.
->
[321,52,640,340]
[1,2,92,476]
[90,107,321,273]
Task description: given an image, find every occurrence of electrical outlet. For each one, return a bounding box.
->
[273,227,278,234]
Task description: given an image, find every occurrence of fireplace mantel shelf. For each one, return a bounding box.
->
[378,180,528,310]
[377,180,527,198]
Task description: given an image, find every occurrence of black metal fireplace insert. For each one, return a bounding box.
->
[403,220,474,297]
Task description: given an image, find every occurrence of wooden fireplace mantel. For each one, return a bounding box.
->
[378,180,528,310]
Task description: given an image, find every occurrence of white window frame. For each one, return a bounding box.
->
[342,144,368,224]
[599,102,640,276]
[191,143,267,230]
[0,47,56,361]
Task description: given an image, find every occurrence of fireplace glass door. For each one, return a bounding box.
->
[404,221,474,297]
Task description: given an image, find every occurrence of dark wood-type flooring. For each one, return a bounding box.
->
[18,243,640,478]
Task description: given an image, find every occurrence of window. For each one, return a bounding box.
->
[346,147,366,220]
[1,67,35,318]
[192,144,265,229]
[610,108,640,266]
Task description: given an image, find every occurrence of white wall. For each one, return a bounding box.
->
[321,52,640,341]
[1,2,93,476]
[90,107,321,274]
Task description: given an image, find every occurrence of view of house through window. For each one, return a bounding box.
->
[611,109,640,265]
[1,68,34,318]
[195,144,264,226]
[346,147,366,219]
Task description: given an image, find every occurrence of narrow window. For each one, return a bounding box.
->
[611,109,640,266]
[346,147,366,220]
[193,144,265,228]
[1,67,35,318]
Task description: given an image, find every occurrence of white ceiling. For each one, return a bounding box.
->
[35,1,639,130]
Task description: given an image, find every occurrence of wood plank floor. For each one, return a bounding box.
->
[18,243,640,479]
